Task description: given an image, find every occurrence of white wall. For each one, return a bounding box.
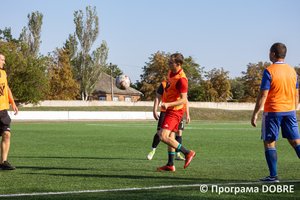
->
[8,111,154,120]
[21,100,259,110]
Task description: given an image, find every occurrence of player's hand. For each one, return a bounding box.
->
[161,103,168,110]
[251,114,257,127]
[153,111,159,120]
[186,116,190,124]
[12,104,18,115]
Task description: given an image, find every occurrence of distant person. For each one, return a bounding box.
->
[251,43,300,183]
[0,52,18,170]
[147,80,190,161]
[156,53,195,171]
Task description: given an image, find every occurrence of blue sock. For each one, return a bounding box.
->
[265,147,277,177]
[294,144,300,159]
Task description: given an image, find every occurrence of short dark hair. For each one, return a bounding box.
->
[170,53,184,65]
[0,52,4,57]
[270,43,287,59]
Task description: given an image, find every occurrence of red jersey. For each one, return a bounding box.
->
[164,69,188,110]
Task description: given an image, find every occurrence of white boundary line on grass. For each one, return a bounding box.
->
[1,180,299,197]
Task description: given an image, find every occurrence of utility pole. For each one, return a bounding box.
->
[110,63,113,101]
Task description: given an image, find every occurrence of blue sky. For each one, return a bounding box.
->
[1,0,300,83]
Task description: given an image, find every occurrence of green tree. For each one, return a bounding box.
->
[181,56,205,101]
[103,64,123,78]
[205,68,232,102]
[69,6,108,100]
[19,11,43,57]
[47,48,80,100]
[137,52,204,101]
[64,33,78,77]
[188,84,206,101]
[241,62,271,102]
[0,27,20,43]
[229,77,245,101]
[0,41,49,104]
[202,80,219,102]
[138,51,170,100]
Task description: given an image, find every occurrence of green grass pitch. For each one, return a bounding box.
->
[0,122,299,199]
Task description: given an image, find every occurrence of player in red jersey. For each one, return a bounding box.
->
[147,79,190,161]
[156,53,195,171]
[251,43,300,183]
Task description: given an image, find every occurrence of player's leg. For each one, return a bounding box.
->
[147,112,165,160]
[259,113,280,183]
[1,131,10,163]
[157,132,176,171]
[0,110,15,170]
[158,111,195,169]
[175,120,185,160]
[158,128,180,150]
[288,139,300,158]
[281,114,300,158]
[1,132,15,170]
[263,140,278,178]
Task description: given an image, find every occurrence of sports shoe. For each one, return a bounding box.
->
[184,150,196,169]
[175,154,186,161]
[157,165,175,171]
[147,150,156,160]
[0,161,16,170]
[259,175,279,183]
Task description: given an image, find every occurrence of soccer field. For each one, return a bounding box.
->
[0,122,299,199]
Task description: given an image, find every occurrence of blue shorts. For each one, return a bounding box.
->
[261,111,300,141]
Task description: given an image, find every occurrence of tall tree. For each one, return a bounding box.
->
[19,11,43,57]
[69,6,108,100]
[181,56,205,101]
[229,77,245,101]
[202,80,219,102]
[103,64,123,78]
[241,62,271,102]
[138,51,170,100]
[47,48,80,100]
[0,27,20,43]
[64,34,78,77]
[205,68,232,102]
[137,52,204,101]
[0,41,49,104]
[188,84,206,101]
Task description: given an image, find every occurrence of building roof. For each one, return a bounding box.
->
[92,73,143,96]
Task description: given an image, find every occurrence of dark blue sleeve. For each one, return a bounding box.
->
[296,74,299,89]
[260,69,271,90]
[157,83,164,95]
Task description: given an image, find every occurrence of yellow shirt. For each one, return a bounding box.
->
[0,70,9,110]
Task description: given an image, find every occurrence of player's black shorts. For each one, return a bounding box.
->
[157,111,184,131]
[0,110,11,135]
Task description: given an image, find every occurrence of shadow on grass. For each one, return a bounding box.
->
[11,156,145,160]
[21,172,248,183]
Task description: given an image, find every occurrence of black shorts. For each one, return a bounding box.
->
[0,110,11,135]
[157,111,184,131]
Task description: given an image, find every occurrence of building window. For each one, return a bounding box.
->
[125,97,131,102]
[113,97,119,101]
[99,97,106,101]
